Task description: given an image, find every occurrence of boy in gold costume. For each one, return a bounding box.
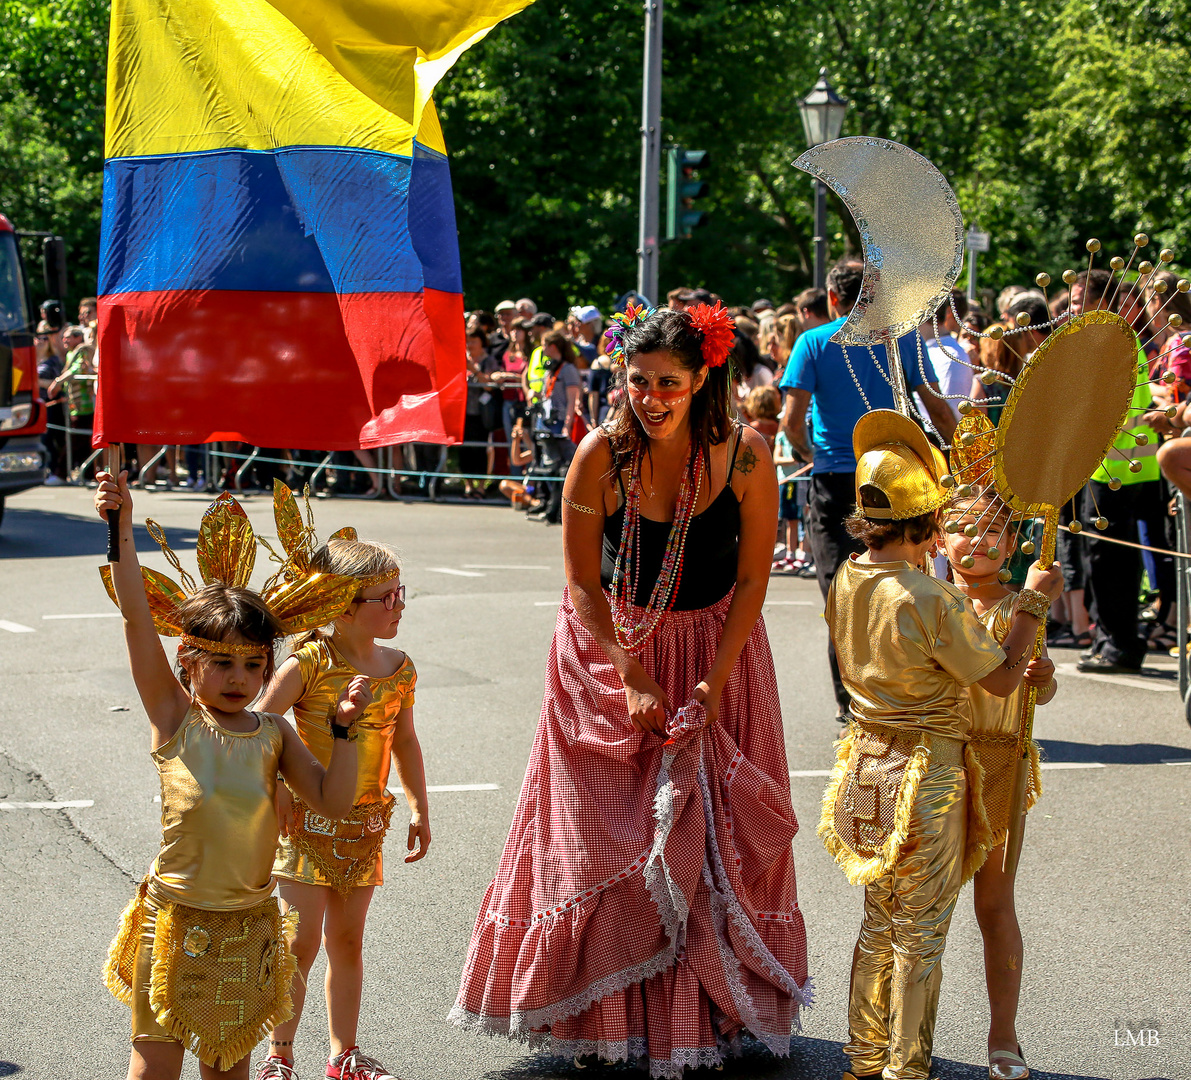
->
[821,411,1062,1080]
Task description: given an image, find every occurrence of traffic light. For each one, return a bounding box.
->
[665,148,710,240]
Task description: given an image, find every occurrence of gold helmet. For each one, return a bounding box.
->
[852,409,950,521]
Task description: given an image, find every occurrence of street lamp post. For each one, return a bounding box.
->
[798,69,849,289]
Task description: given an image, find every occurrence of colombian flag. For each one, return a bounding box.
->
[94,0,531,451]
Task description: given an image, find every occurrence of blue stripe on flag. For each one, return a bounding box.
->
[100,145,461,296]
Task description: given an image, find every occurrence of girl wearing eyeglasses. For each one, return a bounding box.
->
[256,537,429,1080]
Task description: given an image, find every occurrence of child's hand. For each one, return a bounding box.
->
[1023,656,1055,689]
[275,783,299,838]
[1023,559,1064,602]
[95,469,130,522]
[337,675,373,724]
[406,815,431,862]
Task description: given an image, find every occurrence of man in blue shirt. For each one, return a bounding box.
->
[779,260,958,720]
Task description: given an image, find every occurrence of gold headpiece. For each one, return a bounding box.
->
[99,491,361,648]
[265,481,398,592]
[853,410,950,520]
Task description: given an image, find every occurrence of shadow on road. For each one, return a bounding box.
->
[474,1038,1127,1079]
[0,507,196,561]
[1037,739,1191,765]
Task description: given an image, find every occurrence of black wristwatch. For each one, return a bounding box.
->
[331,720,357,742]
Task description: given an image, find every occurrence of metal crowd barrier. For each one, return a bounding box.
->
[1176,492,1191,725]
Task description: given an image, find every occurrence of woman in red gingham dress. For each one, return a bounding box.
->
[450,305,811,1077]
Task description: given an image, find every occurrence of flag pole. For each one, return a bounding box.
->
[106,444,122,562]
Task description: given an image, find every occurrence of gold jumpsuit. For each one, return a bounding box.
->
[273,637,417,890]
[824,557,1004,1080]
[967,594,1042,853]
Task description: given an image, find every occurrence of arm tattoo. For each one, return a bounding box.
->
[735,444,759,476]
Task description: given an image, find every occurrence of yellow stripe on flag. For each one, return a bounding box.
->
[106,0,532,159]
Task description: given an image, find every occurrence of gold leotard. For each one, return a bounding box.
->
[273,637,417,888]
[966,593,1043,849]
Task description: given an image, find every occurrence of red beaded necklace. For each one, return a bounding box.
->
[610,443,704,651]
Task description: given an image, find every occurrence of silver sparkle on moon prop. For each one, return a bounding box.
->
[793,137,966,416]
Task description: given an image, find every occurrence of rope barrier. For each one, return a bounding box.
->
[1057,521,1191,560]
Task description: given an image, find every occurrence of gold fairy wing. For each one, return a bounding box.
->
[195,492,256,588]
[263,572,359,635]
[99,565,187,636]
[330,526,357,541]
[948,412,997,489]
[272,480,311,574]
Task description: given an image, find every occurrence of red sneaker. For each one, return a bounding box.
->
[326,1047,400,1080]
[256,1057,299,1080]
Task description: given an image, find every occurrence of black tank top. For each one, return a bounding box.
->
[600,431,743,610]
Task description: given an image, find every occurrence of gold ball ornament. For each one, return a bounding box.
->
[1135,233,1150,248]
[955,483,973,499]
[1036,272,1051,288]
[964,523,978,538]
[998,568,1013,583]
[980,368,998,385]
[959,431,977,447]
[1169,313,1183,328]
[1160,248,1175,263]
[1166,405,1180,418]
[960,555,976,569]
[1139,260,1155,275]
[1086,238,1101,253]
[1069,520,1083,534]
[1015,311,1032,326]
[1163,370,1178,384]
[987,324,1005,340]
[1108,477,1123,491]
[1095,516,1109,530]
[1135,433,1150,446]
[1153,280,1168,295]
[958,400,974,416]
[940,473,956,488]
[1129,459,1143,473]
[988,546,1001,559]
[944,520,960,534]
[1021,540,1036,556]
[1179,279,1190,293]
[1062,269,1077,285]
[1110,256,1126,271]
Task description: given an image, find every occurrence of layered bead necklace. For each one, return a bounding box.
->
[610,443,704,651]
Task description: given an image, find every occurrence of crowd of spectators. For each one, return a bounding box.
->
[42,259,1188,680]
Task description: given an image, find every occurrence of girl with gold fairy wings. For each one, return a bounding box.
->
[820,411,1063,1080]
[93,471,366,1080]
[256,483,429,1080]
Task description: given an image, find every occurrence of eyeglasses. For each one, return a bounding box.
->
[355,584,405,609]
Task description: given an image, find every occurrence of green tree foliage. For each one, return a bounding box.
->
[0,0,108,308]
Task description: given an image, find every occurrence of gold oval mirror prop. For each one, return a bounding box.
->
[991,309,1139,875]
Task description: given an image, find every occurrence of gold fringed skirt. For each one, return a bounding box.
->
[968,733,1043,851]
[104,884,299,1070]
[274,794,394,895]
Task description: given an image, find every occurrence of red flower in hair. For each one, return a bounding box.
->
[687,302,735,369]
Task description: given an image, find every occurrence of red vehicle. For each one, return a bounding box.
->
[0,212,53,528]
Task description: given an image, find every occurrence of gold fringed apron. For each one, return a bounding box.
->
[104,886,298,1070]
[818,722,961,886]
[286,794,394,896]
[968,732,1043,851]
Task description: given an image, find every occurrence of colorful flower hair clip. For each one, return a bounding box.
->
[687,301,735,369]
[604,299,655,367]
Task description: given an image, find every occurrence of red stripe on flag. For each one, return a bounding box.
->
[93,289,465,450]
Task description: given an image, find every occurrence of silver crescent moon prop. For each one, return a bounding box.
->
[794,137,965,348]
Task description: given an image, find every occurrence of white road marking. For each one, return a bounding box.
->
[1055,662,1178,692]
[764,601,816,607]
[422,783,500,792]
[534,601,561,607]
[0,800,94,810]
[1162,758,1191,765]
[425,567,485,578]
[462,564,550,571]
[42,612,122,620]
[789,769,832,777]
[0,620,34,633]
[1038,761,1105,770]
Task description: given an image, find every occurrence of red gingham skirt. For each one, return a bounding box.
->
[449,589,811,1077]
